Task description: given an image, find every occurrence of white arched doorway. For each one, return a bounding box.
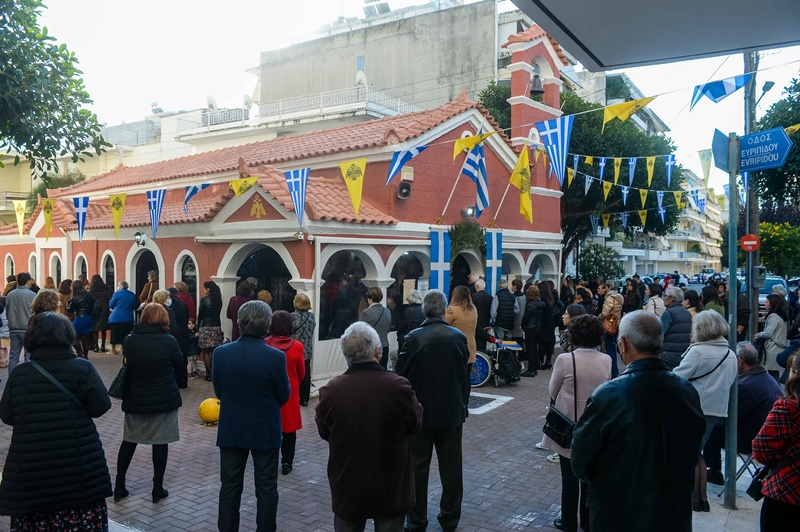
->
[528,252,558,282]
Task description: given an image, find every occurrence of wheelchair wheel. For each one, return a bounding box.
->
[471,351,492,387]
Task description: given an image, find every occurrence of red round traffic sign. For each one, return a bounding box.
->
[740,234,761,253]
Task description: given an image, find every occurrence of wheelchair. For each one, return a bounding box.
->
[470,340,522,387]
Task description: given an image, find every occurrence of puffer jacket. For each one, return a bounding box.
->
[521,299,546,330]
[66,292,96,319]
[0,346,112,516]
[121,322,184,414]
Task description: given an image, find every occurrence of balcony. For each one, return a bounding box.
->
[176,108,250,134]
[2,191,28,211]
[669,230,703,241]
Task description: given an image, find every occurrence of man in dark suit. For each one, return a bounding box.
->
[316,321,423,531]
[213,301,290,532]
[471,279,493,351]
[397,290,470,532]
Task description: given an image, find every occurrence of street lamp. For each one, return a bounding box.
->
[756,81,775,106]
[134,232,146,247]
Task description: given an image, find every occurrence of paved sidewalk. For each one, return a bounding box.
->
[1,351,760,531]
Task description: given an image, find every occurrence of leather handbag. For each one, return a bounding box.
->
[108,357,128,400]
[746,454,799,501]
[603,298,620,335]
[542,352,578,449]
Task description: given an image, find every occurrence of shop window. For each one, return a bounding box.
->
[318,251,367,340]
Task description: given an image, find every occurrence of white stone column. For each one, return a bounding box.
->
[289,278,315,303]
[211,275,239,341]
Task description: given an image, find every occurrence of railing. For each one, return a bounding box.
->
[259,86,420,121]
[177,108,250,133]
[101,121,160,146]
[2,191,29,211]
[678,251,701,259]
[670,230,703,240]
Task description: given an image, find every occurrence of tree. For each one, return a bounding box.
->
[759,222,800,278]
[0,0,109,185]
[477,81,511,132]
[754,74,800,204]
[577,243,624,282]
[24,169,85,214]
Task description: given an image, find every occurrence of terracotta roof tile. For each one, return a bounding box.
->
[501,24,570,67]
[51,96,511,198]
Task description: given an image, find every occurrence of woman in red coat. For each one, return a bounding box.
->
[265,310,305,475]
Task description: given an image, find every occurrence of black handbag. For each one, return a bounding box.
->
[108,357,128,400]
[542,352,578,449]
[746,453,800,501]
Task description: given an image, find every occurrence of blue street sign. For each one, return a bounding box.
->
[712,129,730,172]
[740,127,794,172]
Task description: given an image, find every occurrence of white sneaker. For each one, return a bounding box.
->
[546,454,560,463]
[535,442,548,450]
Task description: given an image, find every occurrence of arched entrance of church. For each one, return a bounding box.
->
[235,246,295,312]
[134,250,158,298]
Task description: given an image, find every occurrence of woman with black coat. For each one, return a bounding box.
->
[622,278,642,315]
[67,279,96,359]
[90,274,111,352]
[0,312,112,529]
[521,285,546,377]
[198,281,223,381]
[113,303,183,504]
[538,281,557,370]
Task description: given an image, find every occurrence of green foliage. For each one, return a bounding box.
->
[449,219,486,264]
[754,74,800,204]
[24,169,85,214]
[605,76,631,101]
[477,81,511,132]
[0,0,109,186]
[577,243,624,282]
[759,222,800,278]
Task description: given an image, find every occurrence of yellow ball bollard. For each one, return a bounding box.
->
[198,398,220,426]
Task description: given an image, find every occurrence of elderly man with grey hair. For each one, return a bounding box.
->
[490,278,520,341]
[660,286,693,369]
[316,322,422,531]
[397,290,470,532]
[703,341,783,486]
[572,311,704,532]
[213,300,290,532]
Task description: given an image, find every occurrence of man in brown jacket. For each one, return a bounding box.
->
[316,321,423,531]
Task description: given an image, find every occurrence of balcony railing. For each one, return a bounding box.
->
[177,108,250,133]
[2,191,29,211]
[258,86,420,121]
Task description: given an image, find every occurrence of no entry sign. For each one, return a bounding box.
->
[740,234,761,253]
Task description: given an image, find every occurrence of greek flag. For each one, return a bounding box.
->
[621,186,630,206]
[690,189,700,207]
[430,228,451,296]
[620,212,629,229]
[460,137,489,217]
[184,184,210,214]
[690,74,753,110]
[285,168,311,227]
[73,197,89,243]
[658,206,667,224]
[723,183,731,201]
[698,197,707,216]
[147,189,166,238]
[536,116,574,187]
[742,171,750,190]
[598,157,607,180]
[665,154,676,187]
[739,187,746,205]
[628,157,637,186]
[657,190,665,208]
[485,229,502,296]
[386,146,427,185]
[589,214,599,235]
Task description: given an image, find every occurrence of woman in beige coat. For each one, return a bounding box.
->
[445,285,478,366]
[544,315,611,532]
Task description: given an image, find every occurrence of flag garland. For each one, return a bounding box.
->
[339,158,368,217]
[109,194,126,239]
[386,145,428,185]
[628,157,637,187]
[509,145,532,223]
[690,74,753,110]
[602,97,657,133]
[184,184,210,214]
[146,189,166,239]
[42,199,56,241]
[485,229,502,296]
[598,157,606,180]
[536,115,574,188]
[12,200,26,241]
[453,132,495,160]
[589,214,599,235]
[285,168,311,227]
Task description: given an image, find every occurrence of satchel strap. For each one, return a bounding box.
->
[571,351,578,423]
[688,347,731,382]
[29,360,83,409]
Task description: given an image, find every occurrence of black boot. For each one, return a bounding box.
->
[113,477,129,502]
[152,482,169,503]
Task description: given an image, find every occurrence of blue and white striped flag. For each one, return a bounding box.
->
[536,115,574,187]
[698,197,707,216]
[690,189,700,207]
[73,197,89,242]
[147,189,166,238]
[741,171,749,191]
[723,183,731,201]
[621,186,630,206]
[430,228,451,296]
[598,157,607,181]
[285,168,311,227]
[665,154,676,187]
[620,212,629,229]
[386,146,428,185]
[657,190,665,208]
[589,214,599,235]
[485,229,502,296]
[628,157,637,186]
[739,187,746,205]
[690,74,753,110]
[658,206,667,224]
[460,142,489,217]
[184,184,210,214]
[584,175,593,196]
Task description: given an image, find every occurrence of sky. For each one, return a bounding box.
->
[38,0,800,193]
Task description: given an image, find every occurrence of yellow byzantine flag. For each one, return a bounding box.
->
[613,158,622,184]
[601,213,611,228]
[639,189,648,208]
[717,194,726,211]
[602,180,612,201]
[698,149,713,185]
[109,194,126,239]
[339,158,368,217]
[785,123,800,136]
[673,191,683,205]
[42,199,56,241]
[646,157,655,186]
[453,131,495,161]
[230,177,257,197]
[12,200,25,241]
[567,168,575,187]
[509,146,532,223]
[638,210,647,225]
[585,156,594,165]
[602,96,657,133]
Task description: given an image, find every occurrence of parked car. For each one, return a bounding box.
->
[654,273,690,286]
[741,276,790,324]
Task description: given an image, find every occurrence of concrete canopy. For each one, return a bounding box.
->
[510,0,800,71]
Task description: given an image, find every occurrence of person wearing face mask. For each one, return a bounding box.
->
[571,311,705,532]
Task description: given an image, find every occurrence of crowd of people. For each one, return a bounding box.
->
[1,267,799,531]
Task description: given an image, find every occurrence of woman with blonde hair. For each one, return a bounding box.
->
[445,285,478,370]
[291,293,316,406]
[41,277,57,291]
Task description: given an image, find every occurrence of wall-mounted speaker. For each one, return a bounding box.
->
[397,182,412,199]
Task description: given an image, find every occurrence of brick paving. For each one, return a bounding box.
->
[0,350,759,531]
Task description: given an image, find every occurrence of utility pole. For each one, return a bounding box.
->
[744,51,760,338]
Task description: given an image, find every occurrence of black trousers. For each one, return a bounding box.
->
[761,496,800,531]
[281,432,296,465]
[703,420,726,473]
[379,346,389,369]
[299,359,312,403]
[218,446,279,532]
[524,328,540,367]
[406,425,463,532]
[559,455,589,532]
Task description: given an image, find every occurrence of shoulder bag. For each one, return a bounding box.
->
[747,452,800,501]
[687,348,731,382]
[603,298,620,335]
[542,352,578,449]
[108,357,128,400]
[30,360,84,410]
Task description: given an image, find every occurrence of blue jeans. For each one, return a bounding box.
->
[604,332,619,378]
[8,331,28,373]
